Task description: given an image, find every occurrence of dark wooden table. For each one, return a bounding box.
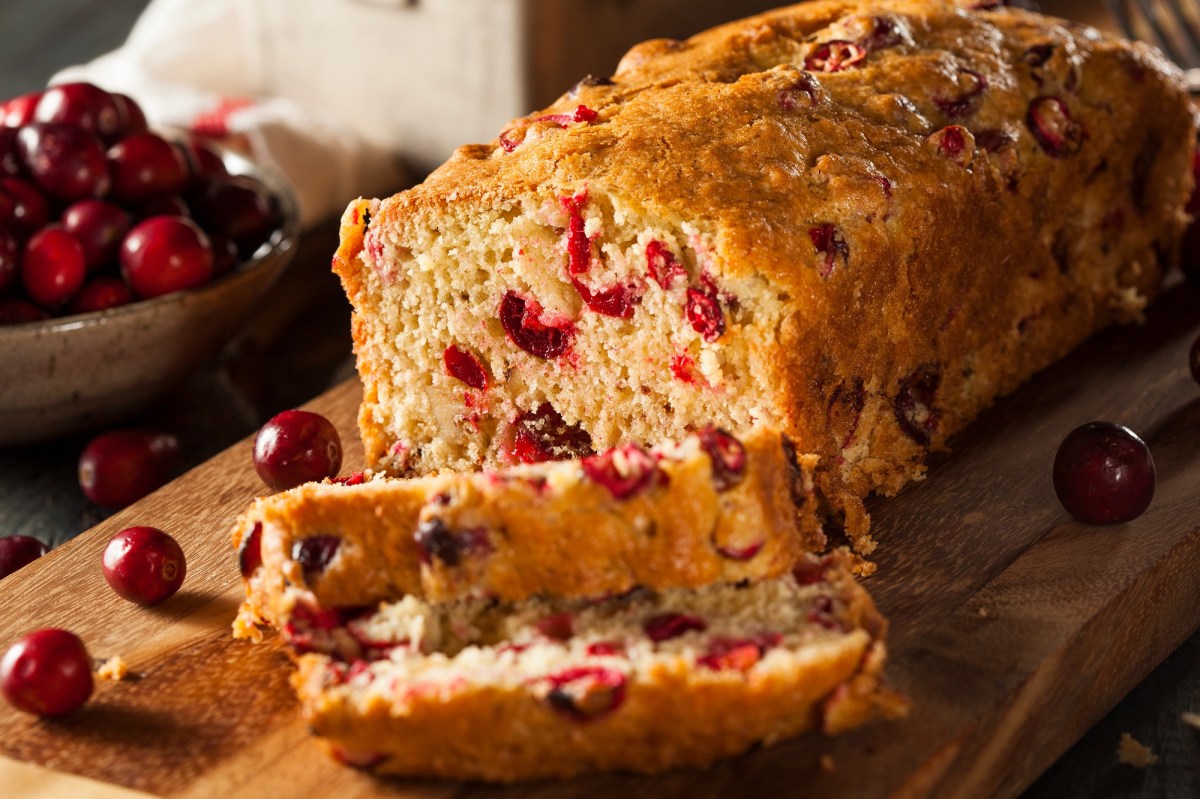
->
[1,1,1198,796]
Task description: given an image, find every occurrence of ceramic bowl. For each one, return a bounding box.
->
[0,150,300,446]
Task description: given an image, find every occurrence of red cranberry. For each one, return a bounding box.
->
[697,638,768,671]
[0,629,93,716]
[23,226,86,308]
[16,123,111,201]
[69,277,135,314]
[61,199,131,271]
[646,240,686,289]
[238,522,263,578]
[808,595,842,630]
[78,429,181,509]
[860,15,906,50]
[253,409,343,490]
[894,364,941,445]
[792,555,831,586]
[581,443,660,499]
[0,128,20,176]
[292,536,342,584]
[110,93,147,137]
[0,177,50,236]
[804,41,867,72]
[0,536,48,579]
[282,604,343,653]
[136,195,190,221]
[101,526,186,605]
[1053,422,1155,525]
[809,223,849,278]
[535,612,575,641]
[0,227,17,292]
[504,403,593,463]
[1027,96,1084,157]
[330,471,366,486]
[696,426,747,491]
[443,344,490,390]
[777,74,823,111]
[232,520,264,575]
[934,70,988,119]
[0,299,48,325]
[715,537,764,561]
[208,233,239,277]
[571,276,639,318]
[534,105,599,127]
[670,352,696,384]
[1,92,42,128]
[498,130,521,153]
[561,193,591,275]
[542,667,626,722]
[107,132,190,205]
[685,286,725,342]
[643,613,707,642]
[178,138,227,183]
[35,83,122,142]
[328,746,388,770]
[930,126,972,164]
[585,641,625,657]
[189,174,278,258]
[120,216,213,298]
[414,519,462,567]
[499,291,574,359]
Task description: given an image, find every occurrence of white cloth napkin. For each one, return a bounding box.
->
[53,0,410,228]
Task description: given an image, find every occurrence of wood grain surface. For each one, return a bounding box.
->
[2,280,1199,798]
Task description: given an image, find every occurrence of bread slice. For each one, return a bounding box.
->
[234,426,821,637]
[289,549,903,781]
[332,0,1194,550]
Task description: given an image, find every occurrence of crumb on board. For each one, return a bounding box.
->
[848,553,876,578]
[95,655,129,681]
[819,754,835,774]
[1117,733,1159,768]
[1181,711,1200,730]
[977,607,990,618]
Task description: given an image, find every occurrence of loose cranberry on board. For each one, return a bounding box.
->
[0,629,93,717]
[253,410,343,491]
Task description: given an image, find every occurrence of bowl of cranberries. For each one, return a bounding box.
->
[0,82,299,446]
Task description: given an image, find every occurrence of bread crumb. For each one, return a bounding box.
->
[1181,711,1200,730]
[1117,733,1158,767]
[95,655,129,681]
[847,552,877,578]
[978,607,990,618]
[819,754,835,773]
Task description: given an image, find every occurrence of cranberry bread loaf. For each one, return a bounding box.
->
[234,426,821,637]
[289,549,902,780]
[333,0,1194,551]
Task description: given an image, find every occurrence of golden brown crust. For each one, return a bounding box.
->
[290,551,900,781]
[333,0,1194,551]
[234,427,820,633]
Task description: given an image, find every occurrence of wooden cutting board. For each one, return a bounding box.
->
[3,282,1200,799]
